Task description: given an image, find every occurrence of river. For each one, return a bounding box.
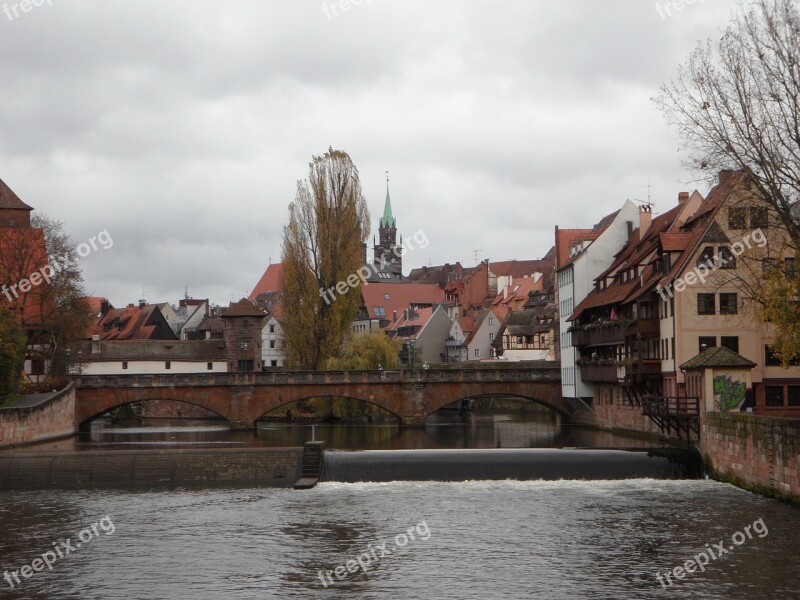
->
[1,413,798,599]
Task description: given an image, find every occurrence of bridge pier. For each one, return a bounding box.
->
[230,420,255,430]
[400,416,426,427]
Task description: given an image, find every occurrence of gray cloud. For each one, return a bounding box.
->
[0,0,741,306]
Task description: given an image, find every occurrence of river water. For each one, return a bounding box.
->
[1,413,798,599]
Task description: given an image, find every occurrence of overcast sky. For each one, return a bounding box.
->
[0,0,743,307]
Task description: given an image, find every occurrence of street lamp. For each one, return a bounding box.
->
[76,350,83,376]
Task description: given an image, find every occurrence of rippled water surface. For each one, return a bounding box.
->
[1,479,798,599]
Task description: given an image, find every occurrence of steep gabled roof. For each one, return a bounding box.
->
[0,178,33,211]
[249,263,284,301]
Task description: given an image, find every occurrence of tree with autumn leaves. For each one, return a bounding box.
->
[281,148,371,369]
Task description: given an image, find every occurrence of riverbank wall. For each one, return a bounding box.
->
[0,447,303,490]
[700,412,799,504]
[0,384,76,449]
[574,399,799,504]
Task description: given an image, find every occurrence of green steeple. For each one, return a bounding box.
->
[380,182,396,229]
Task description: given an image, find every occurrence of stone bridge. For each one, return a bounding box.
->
[74,365,567,428]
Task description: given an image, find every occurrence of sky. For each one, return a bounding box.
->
[0,0,743,308]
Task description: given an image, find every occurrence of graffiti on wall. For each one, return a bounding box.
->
[713,374,746,411]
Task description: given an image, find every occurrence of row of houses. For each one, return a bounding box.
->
[557,171,800,419]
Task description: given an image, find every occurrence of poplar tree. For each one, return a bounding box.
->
[281,148,370,369]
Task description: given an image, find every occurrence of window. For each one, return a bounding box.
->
[728,207,747,229]
[750,207,768,229]
[721,336,739,353]
[122,361,128,370]
[788,386,800,407]
[785,257,796,278]
[697,246,715,269]
[237,359,255,372]
[269,340,276,349]
[374,307,386,318]
[762,257,777,274]
[719,293,738,314]
[207,362,213,370]
[474,349,480,357]
[489,317,494,325]
[384,294,391,300]
[165,361,171,370]
[697,293,716,315]
[718,246,736,269]
[30,359,45,375]
[489,333,494,341]
[765,386,784,407]
[765,345,782,366]
[699,336,716,353]
[269,325,275,333]
[271,360,278,367]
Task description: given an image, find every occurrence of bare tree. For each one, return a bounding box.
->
[655,0,800,363]
[654,0,800,244]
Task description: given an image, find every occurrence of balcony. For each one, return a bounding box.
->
[571,318,661,348]
[571,324,627,347]
[621,359,662,379]
[578,363,619,383]
[635,318,660,338]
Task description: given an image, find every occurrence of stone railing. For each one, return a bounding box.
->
[74,365,561,388]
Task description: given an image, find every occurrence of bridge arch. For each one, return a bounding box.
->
[255,393,403,422]
[429,392,566,417]
[75,387,233,427]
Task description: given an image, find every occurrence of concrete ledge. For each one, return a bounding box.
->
[0,447,303,490]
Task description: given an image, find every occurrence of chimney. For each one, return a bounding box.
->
[639,205,652,238]
[678,192,689,204]
[139,299,147,308]
[393,310,397,322]
[626,220,633,240]
[100,298,110,316]
[91,334,100,355]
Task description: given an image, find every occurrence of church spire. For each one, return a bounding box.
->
[380,170,396,228]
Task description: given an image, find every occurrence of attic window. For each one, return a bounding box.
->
[384,294,390,300]
[374,307,386,318]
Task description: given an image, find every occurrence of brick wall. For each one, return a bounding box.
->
[701,412,799,504]
[0,385,76,448]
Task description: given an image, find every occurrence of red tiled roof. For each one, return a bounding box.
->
[660,232,692,252]
[361,282,445,323]
[490,250,554,279]
[555,228,596,269]
[89,304,177,341]
[491,277,540,309]
[249,263,284,301]
[568,203,692,321]
[0,178,33,211]
[659,172,744,288]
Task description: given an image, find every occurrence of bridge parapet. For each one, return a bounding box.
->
[74,365,561,389]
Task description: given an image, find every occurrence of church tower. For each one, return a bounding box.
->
[373,174,402,275]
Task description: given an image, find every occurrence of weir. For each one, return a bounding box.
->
[320,448,704,482]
